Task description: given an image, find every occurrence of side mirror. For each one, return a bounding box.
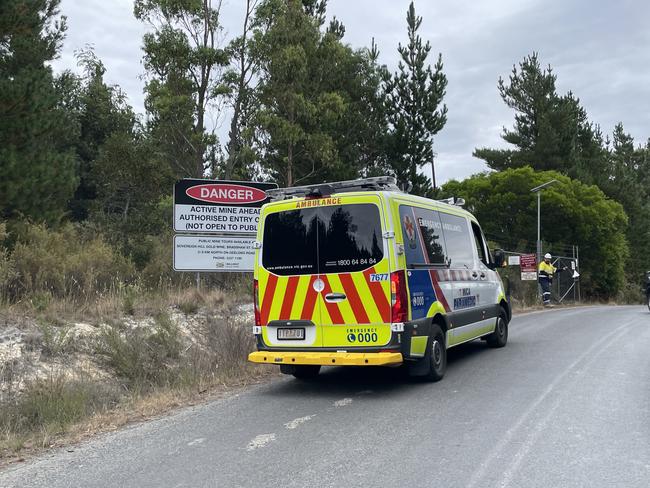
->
[491,249,505,269]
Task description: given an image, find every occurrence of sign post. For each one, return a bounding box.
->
[173,179,277,273]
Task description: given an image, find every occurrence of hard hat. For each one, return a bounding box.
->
[544,253,552,259]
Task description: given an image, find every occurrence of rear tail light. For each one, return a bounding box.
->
[390,270,408,323]
[253,279,261,326]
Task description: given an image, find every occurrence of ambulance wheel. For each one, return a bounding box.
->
[486,309,508,348]
[647,294,650,312]
[291,365,321,380]
[423,325,446,382]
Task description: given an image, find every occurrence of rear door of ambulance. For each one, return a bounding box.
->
[316,194,392,349]
[257,194,392,349]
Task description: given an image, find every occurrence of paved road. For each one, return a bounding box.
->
[1,306,649,488]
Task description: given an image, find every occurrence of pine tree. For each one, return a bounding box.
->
[474,53,607,183]
[384,1,447,195]
[0,0,78,224]
[603,124,650,282]
[67,50,138,221]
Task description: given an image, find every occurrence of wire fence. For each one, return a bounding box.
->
[488,238,580,307]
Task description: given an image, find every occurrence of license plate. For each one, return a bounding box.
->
[277,328,305,340]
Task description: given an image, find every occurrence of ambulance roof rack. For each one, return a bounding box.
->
[266,176,400,200]
[436,196,466,207]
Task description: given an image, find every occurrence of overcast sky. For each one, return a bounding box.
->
[52,0,650,184]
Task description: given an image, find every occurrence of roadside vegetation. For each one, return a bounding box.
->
[0,280,274,462]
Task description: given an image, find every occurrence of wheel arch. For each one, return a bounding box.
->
[430,312,449,333]
[499,299,511,323]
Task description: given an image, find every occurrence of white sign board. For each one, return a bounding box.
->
[521,271,537,281]
[508,255,521,266]
[174,204,260,234]
[174,235,256,272]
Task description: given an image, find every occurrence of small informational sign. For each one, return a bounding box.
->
[508,255,520,266]
[173,235,256,272]
[173,179,277,235]
[519,253,537,281]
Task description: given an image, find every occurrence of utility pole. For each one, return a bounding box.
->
[430,152,437,192]
[530,179,558,264]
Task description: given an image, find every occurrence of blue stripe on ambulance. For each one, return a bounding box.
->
[407,270,439,320]
[401,206,441,320]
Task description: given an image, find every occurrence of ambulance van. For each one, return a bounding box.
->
[248,177,510,381]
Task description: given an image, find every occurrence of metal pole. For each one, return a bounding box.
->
[536,191,541,263]
[430,152,437,192]
[196,272,200,290]
[576,245,581,302]
[557,257,560,302]
[572,245,576,303]
[531,179,557,265]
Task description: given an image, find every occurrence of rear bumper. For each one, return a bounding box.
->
[248,351,403,366]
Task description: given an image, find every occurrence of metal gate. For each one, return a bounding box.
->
[550,255,580,304]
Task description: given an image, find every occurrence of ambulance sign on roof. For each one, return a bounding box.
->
[173,179,277,235]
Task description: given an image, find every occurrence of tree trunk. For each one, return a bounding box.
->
[287,143,293,187]
[224,0,253,180]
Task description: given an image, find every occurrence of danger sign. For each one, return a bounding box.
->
[519,254,537,273]
[519,253,537,281]
[173,179,277,235]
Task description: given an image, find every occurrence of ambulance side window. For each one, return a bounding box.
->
[399,205,447,266]
[439,213,474,269]
[471,221,490,266]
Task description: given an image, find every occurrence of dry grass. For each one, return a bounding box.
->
[0,285,242,325]
[0,365,277,466]
[0,297,275,465]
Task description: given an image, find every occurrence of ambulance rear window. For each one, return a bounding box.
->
[262,204,383,275]
[262,208,318,275]
[319,204,383,274]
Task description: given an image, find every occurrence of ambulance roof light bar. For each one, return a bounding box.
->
[266,176,400,200]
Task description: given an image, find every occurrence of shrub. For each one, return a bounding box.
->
[0,373,120,443]
[37,322,73,357]
[175,288,205,315]
[0,222,16,301]
[8,223,135,301]
[96,312,183,389]
[203,314,256,376]
[121,283,140,316]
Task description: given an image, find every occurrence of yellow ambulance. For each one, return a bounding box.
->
[248,177,510,381]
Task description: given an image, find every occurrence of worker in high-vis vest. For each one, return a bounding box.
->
[538,253,565,306]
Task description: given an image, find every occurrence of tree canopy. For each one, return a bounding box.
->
[439,167,629,298]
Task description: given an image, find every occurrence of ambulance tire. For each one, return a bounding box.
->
[422,325,446,382]
[291,365,321,380]
[486,309,508,348]
[647,294,650,312]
